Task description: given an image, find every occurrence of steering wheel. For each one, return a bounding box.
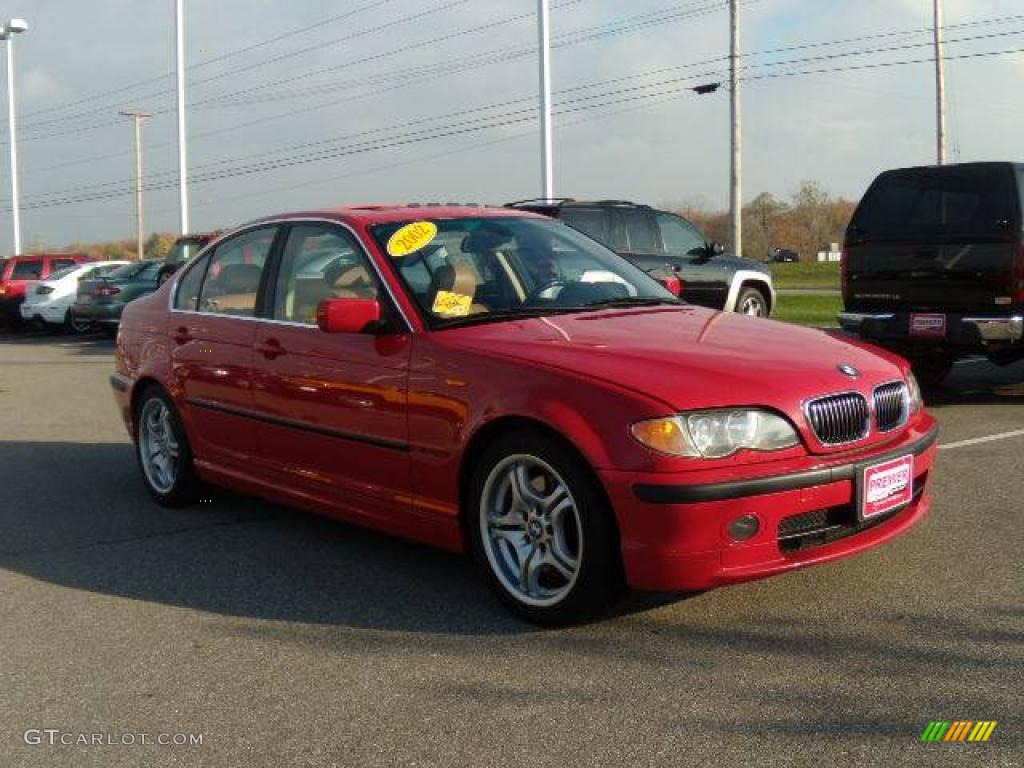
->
[523,279,569,305]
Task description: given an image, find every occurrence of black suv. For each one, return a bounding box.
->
[839,162,1024,385]
[508,199,775,316]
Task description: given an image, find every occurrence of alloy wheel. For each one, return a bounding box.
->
[139,398,180,495]
[479,454,583,607]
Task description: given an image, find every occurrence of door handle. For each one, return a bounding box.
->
[171,326,193,345]
[256,338,287,359]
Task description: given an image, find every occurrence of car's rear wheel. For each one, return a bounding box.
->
[736,286,769,317]
[468,431,622,626]
[65,308,92,334]
[135,387,200,507]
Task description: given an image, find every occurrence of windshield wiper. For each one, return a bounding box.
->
[432,307,581,330]
[570,297,684,311]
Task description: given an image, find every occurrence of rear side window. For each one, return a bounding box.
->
[174,255,210,311]
[197,227,276,317]
[853,166,1016,239]
[11,260,42,280]
[560,208,609,244]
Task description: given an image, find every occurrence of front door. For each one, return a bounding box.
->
[251,222,414,528]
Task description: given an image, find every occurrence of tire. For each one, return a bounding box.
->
[134,386,201,507]
[735,285,769,317]
[65,308,92,334]
[467,430,623,626]
[909,353,956,389]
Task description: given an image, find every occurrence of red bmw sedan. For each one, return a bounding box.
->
[112,206,937,625]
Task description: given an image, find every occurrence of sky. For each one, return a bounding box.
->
[1,0,1022,251]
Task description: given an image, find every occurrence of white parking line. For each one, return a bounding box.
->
[939,429,1024,451]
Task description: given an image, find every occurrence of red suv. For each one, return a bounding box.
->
[112,206,937,625]
[0,253,92,327]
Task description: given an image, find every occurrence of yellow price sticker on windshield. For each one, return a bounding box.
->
[432,290,472,317]
[387,221,438,258]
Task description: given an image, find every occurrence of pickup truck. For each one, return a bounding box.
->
[839,162,1024,385]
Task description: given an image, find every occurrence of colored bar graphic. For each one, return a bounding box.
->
[922,720,996,742]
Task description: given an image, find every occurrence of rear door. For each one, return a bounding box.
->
[169,226,280,471]
[846,164,1020,312]
[251,222,414,527]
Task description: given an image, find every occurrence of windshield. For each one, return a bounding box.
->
[371,216,677,326]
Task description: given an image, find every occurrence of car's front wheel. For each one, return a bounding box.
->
[134,387,200,507]
[468,431,622,625]
[735,285,769,317]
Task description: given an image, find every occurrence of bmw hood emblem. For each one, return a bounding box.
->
[837,363,860,379]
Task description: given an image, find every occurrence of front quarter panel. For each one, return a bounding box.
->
[406,333,678,526]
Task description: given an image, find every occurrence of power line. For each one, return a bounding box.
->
[10,40,1024,213]
[16,0,401,123]
[18,21,1024,200]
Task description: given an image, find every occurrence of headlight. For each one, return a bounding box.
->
[631,409,800,459]
[906,372,923,414]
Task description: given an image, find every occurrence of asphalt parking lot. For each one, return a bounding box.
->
[0,329,1021,768]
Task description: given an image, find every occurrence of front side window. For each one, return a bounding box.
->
[371,216,676,327]
[657,213,708,256]
[49,259,78,275]
[196,228,276,317]
[273,224,380,325]
[621,209,659,253]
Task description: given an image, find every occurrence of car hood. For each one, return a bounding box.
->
[438,305,906,417]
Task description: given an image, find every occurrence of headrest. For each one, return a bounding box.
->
[217,263,262,293]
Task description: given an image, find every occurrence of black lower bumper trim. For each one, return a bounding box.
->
[633,425,938,504]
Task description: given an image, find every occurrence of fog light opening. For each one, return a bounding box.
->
[728,514,760,541]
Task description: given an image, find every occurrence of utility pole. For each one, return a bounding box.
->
[933,0,947,165]
[538,0,554,199]
[729,0,742,258]
[120,110,151,261]
[175,0,190,234]
[1,19,29,256]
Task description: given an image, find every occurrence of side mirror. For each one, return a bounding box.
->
[710,241,725,256]
[658,275,684,297]
[316,297,382,334]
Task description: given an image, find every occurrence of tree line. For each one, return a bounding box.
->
[674,180,858,261]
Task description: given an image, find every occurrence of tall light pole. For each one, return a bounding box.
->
[120,109,151,261]
[1,18,28,256]
[175,0,190,234]
[933,0,947,165]
[538,0,554,199]
[729,0,743,258]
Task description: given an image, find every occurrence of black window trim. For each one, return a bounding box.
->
[170,218,413,333]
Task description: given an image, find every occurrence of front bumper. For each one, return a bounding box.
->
[838,312,1024,347]
[601,419,937,592]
